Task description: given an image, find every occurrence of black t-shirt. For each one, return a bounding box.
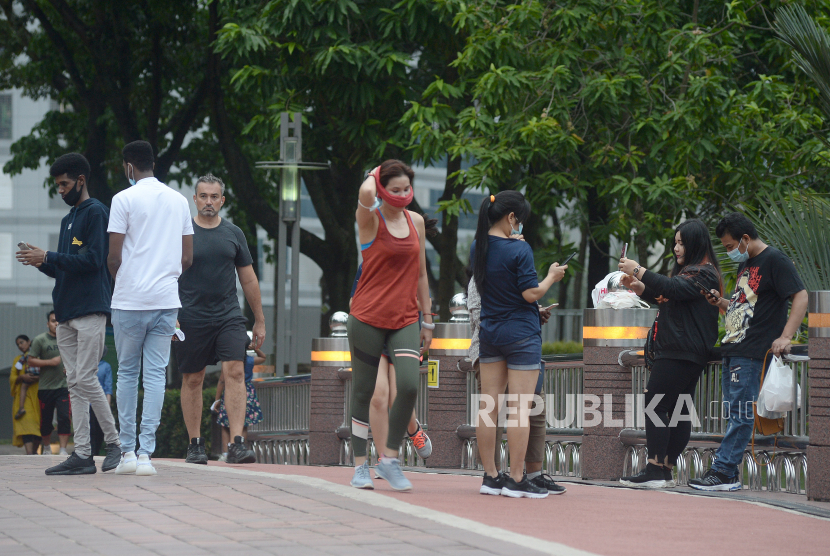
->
[721,246,805,359]
[178,219,254,323]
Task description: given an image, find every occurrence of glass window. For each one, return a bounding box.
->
[0,95,11,140]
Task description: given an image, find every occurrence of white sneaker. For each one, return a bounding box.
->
[59,448,68,456]
[218,452,227,463]
[115,451,137,475]
[42,446,53,455]
[135,454,157,476]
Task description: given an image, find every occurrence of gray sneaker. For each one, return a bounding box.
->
[374,458,412,491]
[350,462,374,489]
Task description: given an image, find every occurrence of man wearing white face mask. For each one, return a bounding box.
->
[107,140,194,476]
[689,212,807,491]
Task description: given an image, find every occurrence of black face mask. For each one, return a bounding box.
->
[62,180,83,207]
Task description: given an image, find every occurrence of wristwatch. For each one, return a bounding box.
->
[633,265,642,277]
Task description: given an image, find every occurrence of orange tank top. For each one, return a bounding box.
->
[351,210,420,330]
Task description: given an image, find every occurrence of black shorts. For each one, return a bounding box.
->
[38,387,71,436]
[174,316,249,374]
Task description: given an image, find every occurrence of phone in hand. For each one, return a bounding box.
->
[17,242,31,251]
[560,251,577,266]
[620,242,628,260]
[692,278,719,301]
[542,303,559,311]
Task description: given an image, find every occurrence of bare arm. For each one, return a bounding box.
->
[355,175,379,245]
[522,263,567,303]
[108,233,125,278]
[412,212,433,354]
[28,356,60,367]
[237,265,265,349]
[181,234,193,272]
[772,289,809,355]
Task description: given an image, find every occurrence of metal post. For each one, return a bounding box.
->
[289,216,301,375]
[276,219,288,377]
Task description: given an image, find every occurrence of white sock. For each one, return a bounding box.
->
[527,471,542,480]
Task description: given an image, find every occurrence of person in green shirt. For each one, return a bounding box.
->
[28,311,70,455]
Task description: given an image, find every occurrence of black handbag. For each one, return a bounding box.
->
[644,312,658,370]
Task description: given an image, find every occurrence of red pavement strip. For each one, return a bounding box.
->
[189,460,830,556]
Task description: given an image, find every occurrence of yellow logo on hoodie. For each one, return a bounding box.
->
[72,237,83,246]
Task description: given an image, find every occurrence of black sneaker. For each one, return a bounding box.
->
[530,473,567,495]
[226,436,256,464]
[45,452,96,476]
[619,463,667,488]
[501,474,549,499]
[102,443,122,472]
[185,437,208,465]
[663,466,676,487]
[480,472,506,495]
[688,468,741,491]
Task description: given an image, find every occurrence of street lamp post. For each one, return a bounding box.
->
[256,112,328,376]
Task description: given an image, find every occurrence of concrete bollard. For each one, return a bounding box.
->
[581,307,657,480]
[425,322,472,469]
[807,291,830,501]
[309,314,351,466]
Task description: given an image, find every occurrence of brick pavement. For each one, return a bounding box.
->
[0,456,567,556]
[2,455,829,556]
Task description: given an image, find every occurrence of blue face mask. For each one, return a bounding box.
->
[126,164,136,186]
[727,237,749,263]
[511,221,523,236]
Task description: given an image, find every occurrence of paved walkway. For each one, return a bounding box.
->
[0,455,828,556]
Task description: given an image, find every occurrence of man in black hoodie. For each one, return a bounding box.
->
[16,153,122,475]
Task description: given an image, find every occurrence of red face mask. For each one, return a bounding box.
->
[371,166,413,208]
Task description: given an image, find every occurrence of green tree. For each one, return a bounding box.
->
[209,0,468,323]
[0,1,212,204]
[409,0,830,304]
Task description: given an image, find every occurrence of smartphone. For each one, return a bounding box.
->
[692,278,719,301]
[620,242,628,260]
[17,242,31,251]
[561,251,577,266]
[542,303,559,310]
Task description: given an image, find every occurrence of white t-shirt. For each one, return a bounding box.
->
[108,177,194,310]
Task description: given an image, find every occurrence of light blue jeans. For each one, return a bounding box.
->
[711,356,763,477]
[113,308,178,456]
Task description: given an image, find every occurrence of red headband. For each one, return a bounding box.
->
[371,166,414,209]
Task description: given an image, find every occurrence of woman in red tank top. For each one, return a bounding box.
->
[347,159,433,491]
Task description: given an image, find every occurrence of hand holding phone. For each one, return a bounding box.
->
[560,251,577,266]
[692,278,719,301]
[17,242,31,251]
[542,303,559,311]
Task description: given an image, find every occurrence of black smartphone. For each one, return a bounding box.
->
[561,251,577,266]
[692,278,719,301]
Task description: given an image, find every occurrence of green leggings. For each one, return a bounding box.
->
[347,315,421,458]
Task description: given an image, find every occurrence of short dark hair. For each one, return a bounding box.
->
[15,334,30,343]
[378,159,415,188]
[195,173,225,196]
[50,153,90,182]
[122,140,154,172]
[716,212,758,241]
[47,310,55,321]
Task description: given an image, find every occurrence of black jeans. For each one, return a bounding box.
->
[645,358,705,465]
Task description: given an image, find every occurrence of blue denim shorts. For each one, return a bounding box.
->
[479,334,542,371]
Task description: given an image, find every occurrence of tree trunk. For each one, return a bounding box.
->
[586,186,611,306]
[435,155,464,321]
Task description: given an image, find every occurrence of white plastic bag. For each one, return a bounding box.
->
[598,291,651,309]
[756,387,784,420]
[591,273,613,308]
[761,356,801,413]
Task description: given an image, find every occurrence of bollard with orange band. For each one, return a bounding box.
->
[310,337,351,367]
[808,291,830,338]
[582,308,657,347]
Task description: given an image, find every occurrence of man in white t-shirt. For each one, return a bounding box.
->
[107,140,193,476]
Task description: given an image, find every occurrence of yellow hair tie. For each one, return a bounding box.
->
[490,194,495,202]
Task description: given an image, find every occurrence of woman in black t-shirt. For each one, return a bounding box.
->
[616,219,722,488]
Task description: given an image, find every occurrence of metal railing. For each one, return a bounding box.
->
[247,376,311,465]
[540,309,584,343]
[337,366,430,467]
[624,354,811,494]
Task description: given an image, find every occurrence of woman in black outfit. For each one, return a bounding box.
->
[617,219,722,488]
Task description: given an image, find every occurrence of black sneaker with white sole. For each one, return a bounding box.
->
[530,473,567,494]
[185,437,208,465]
[226,436,256,464]
[688,468,741,491]
[501,474,549,499]
[480,472,506,495]
[619,463,668,488]
[45,452,96,476]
